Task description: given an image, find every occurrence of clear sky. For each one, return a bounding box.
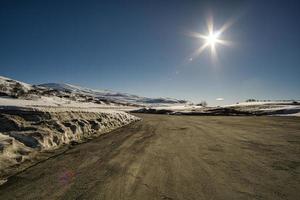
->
[0,0,299,105]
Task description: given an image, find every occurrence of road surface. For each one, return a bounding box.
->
[1,114,300,200]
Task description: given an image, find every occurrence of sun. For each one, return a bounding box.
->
[205,32,219,46]
[207,34,217,45]
[188,16,233,61]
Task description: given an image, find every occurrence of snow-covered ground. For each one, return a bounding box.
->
[0,76,32,91]
[0,96,137,112]
[0,107,139,183]
[1,75,299,184]
[134,100,300,116]
[40,82,189,106]
[224,101,300,116]
[224,101,297,107]
[0,76,143,184]
[148,104,202,111]
[0,75,190,108]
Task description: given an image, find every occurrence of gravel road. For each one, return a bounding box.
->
[1,114,300,200]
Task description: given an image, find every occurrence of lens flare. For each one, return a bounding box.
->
[187,15,233,62]
[206,32,219,46]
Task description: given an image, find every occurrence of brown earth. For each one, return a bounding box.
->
[0,114,300,200]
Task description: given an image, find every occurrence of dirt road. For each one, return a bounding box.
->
[1,114,300,200]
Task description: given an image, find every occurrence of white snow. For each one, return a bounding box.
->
[0,108,139,183]
[223,101,300,117]
[0,76,142,183]
[259,105,300,111]
[223,101,294,107]
[0,96,137,111]
[149,104,202,111]
[40,83,189,106]
[279,112,300,117]
[0,76,33,92]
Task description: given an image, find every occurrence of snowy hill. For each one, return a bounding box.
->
[39,83,189,105]
[0,76,33,97]
[0,76,190,107]
[0,76,142,184]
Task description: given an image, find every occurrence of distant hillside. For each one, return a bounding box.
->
[39,83,189,105]
[0,76,190,106]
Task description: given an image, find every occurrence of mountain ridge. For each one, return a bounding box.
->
[0,76,190,106]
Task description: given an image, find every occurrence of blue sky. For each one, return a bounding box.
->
[0,0,299,105]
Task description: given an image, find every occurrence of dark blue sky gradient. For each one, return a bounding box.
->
[0,0,299,105]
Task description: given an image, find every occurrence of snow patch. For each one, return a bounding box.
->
[0,108,139,183]
[40,83,189,105]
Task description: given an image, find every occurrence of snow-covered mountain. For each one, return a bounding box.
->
[0,75,33,96]
[0,76,141,184]
[39,83,189,105]
[0,76,189,106]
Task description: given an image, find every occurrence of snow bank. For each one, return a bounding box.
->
[0,107,139,183]
[223,101,300,116]
[149,104,202,111]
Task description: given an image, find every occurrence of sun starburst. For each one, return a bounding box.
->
[188,15,233,62]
